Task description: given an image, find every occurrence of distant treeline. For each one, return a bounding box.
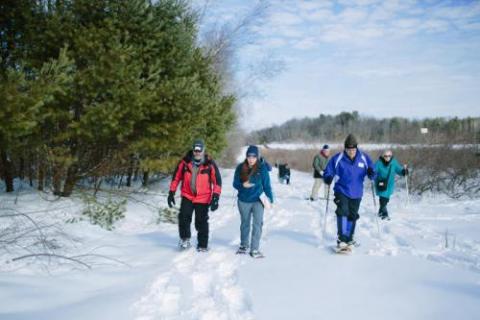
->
[249,111,480,144]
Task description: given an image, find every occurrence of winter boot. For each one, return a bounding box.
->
[179,238,191,250]
[236,246,248,254]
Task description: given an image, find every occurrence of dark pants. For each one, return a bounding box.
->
[334,192,361,242]
[178,197,210,248]
[379,197,390,218]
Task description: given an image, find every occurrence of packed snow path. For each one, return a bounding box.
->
[1,168,480,320]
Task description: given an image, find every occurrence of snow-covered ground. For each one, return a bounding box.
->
[1,168,480,320]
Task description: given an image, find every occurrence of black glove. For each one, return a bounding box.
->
[324,176,333,185]
[367,167,374,179]
[167,191,175,208]
[402,168,409,176]
[210,193,220,211]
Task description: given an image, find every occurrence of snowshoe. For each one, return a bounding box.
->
[347,240,360,247]
[334,242,352,254]
[236,246,248,255]
[178,239,191,250]
[249,250,265,259]
[196,247,209,252]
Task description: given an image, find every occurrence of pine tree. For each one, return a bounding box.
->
[0,0,235,195]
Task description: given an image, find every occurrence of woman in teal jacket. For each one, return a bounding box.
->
[233,145,273,258]
[374,150,408,220]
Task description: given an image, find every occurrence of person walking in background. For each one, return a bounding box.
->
[278,162,291,185]
[310,144,330,201]
[168,139,222,252]
[323,135,375,252]
[374,150,408,220]
[233,145,274,258]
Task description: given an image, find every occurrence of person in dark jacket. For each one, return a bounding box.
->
[310,145,330,200]
[233,145,274,258]
[168,139,222,251]
[323,134,375,250]
[374,150,408,220]
[278,162,291,184]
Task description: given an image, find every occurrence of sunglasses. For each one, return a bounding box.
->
[383,154,392,158]
[193,149,203,153]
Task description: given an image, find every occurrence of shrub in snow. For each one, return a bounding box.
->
[77,195,126,230]
[157,207,179,225]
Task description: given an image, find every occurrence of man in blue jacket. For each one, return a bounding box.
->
[323,134,376,251]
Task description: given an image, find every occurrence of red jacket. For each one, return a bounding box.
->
[169,152,222,204]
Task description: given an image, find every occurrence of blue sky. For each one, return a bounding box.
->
[194,0,480,131]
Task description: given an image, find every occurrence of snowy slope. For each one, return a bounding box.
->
[1,168,480,320]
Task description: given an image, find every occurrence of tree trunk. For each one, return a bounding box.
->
[126,156,134,187]
[61,165,78,197]
[0,149,14,192]
[28,154,34,187]
[37,162,45,191]
[52,164,63,196]
[134,167,139,181]
[142,170,149,187]
[19,157,25,180]
[94,177,103,196]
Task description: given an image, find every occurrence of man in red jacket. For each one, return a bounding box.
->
[168,139,222,251]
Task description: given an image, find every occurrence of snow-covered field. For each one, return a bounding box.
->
[1,168,480,320]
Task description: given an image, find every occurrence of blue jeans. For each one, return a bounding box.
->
[238,200,264,251]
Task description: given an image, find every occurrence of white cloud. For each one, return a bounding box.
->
[304,9,333,22]
[297,0,333,12]
[275,25,305,38]
[431,3,480,21]
[337,7,369,24]
[319,25,352,42]
[392,18,420,29]
[420,19,450,33]
[356,26,384,39]
[262,37,289,48]
[269,11,303,26]
[463,22,480,31]
[293,37,317,50]
[338,0,381,7]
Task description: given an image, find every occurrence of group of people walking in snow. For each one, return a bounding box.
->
[167,134,408,256]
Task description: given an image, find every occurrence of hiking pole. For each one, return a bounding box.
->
[371,181,381,239]
[322,184,331,242]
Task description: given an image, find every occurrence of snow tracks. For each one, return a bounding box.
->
[133,248,252,320]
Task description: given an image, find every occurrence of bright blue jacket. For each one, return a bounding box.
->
[233,161,274,203]
[374,157,405,199]
[323,149,375,199]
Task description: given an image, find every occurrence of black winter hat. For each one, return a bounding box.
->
[344,134,358,149]
[192,139,205,152]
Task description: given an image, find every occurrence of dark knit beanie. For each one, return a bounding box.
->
[344,134,358,149]
[322,144,329,150]
[246,145,259,158]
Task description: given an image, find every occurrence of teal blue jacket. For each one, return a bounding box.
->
[374,157,405,199]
